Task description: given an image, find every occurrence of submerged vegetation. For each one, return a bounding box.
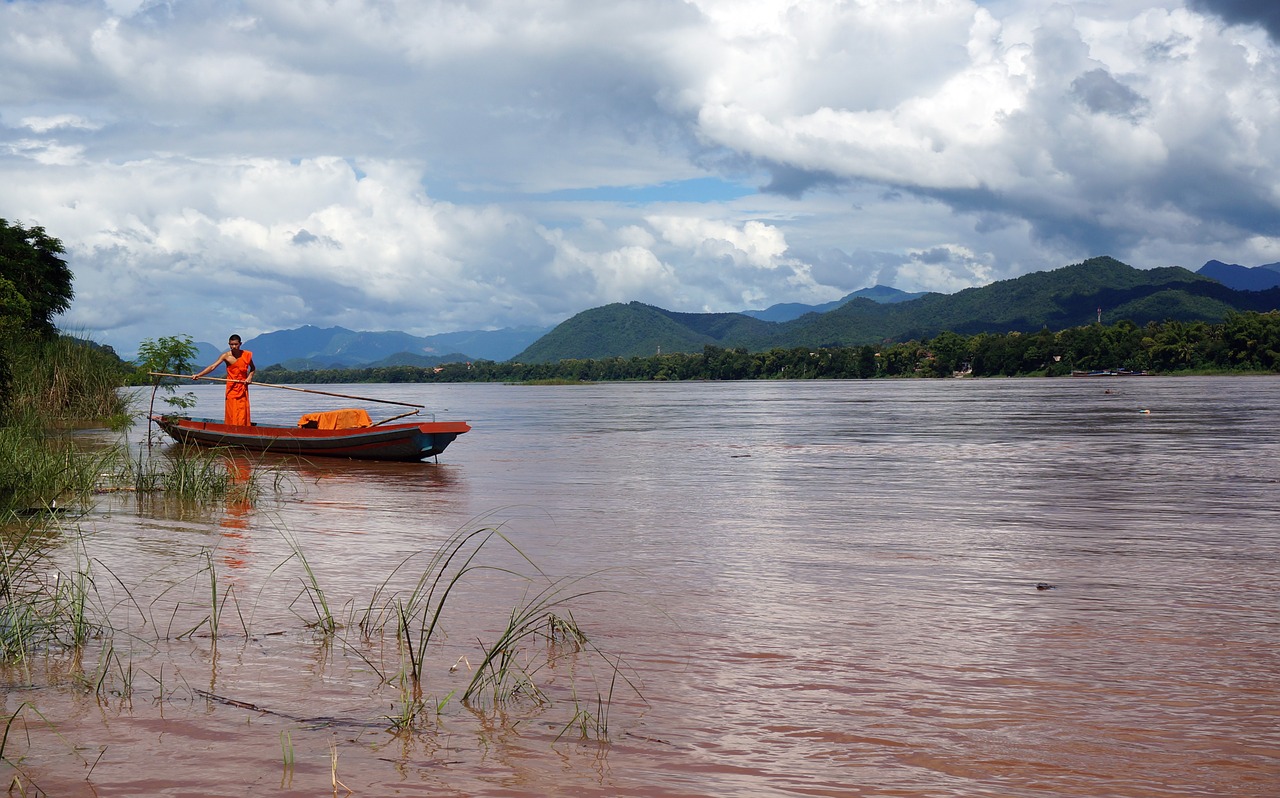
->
[351,523,635,736]
[1,510,640,791]
[0,526,98,661]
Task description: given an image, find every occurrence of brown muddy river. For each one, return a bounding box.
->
[4,376,1279,796]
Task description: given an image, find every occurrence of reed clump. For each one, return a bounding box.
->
[352,523,642,736]
[116,446,264,503]
[2,431,267,518]
[0,525,100,662]
[0,425,114,517]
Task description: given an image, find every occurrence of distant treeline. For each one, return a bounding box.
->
[258,311,1280,384]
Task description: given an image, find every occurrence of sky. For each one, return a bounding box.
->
[2,0,1278,356]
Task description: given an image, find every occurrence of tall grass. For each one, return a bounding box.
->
[114,446,263,503]
[0,525,101,661]
[0,426,118,516]
[462,577,615,708]
[1,334,131,429]
[1,431,266,518]
[357,527,499,686]
[1,332,131,516]
[280,530,337,634]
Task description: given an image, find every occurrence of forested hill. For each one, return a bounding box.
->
[514,256,1280,363]
[508,302,776,363]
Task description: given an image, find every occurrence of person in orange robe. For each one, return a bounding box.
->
[192,334,256,426]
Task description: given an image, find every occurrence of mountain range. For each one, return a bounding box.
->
[740,284,927,321]
[193,325,550,371]
[190,257,1280,368]
[512,257,1280,363]
[1196,259,1280,291]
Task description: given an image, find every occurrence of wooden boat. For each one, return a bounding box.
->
[1070,369,1150,377]
[152,414,471,462]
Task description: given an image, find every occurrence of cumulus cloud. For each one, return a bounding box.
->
[0,0,1277,355]
[888,246,996,294]
[21,115,102,133]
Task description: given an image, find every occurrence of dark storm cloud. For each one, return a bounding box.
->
[291,229,341,248]
[1189,0,1280,40]
[920,184,1141,262]
[915,246,960,265]
[758,163,843,198]
[1153,150,1280,235]
[1070,70,1149,120]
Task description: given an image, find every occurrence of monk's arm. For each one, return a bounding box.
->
[191,352,230,379]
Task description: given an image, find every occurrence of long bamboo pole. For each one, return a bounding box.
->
[147,372,426,409]
[370,409,421,427]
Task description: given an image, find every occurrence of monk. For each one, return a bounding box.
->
[192,334,256,426]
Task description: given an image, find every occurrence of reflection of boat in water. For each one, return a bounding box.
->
[152,415,471,462]
[1070,369,1150,377]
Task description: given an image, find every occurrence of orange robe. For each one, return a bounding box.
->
[224,350,254,426]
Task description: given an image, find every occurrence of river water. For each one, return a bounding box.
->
[4,376,1279,796]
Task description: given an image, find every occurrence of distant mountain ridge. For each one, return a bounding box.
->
[181,256,1278,370]
[207,325,551,369]
[513,256,1280,363]
[1196,260,1280,291]
[741,285,927,322]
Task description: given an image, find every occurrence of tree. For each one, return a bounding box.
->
[925,330,973,376]
[0,276,31,335]
[136,335,199,411]
[0,219,74,339]
[1221,311,1280,371]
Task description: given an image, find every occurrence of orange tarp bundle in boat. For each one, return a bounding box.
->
[297,408,372,430]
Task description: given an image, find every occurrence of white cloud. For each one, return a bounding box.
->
[20,115,102,133]
[891,245,996,294]
[6,138,87,166]
[647,216,788,270]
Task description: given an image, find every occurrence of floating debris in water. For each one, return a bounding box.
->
[1035,582,1058,590]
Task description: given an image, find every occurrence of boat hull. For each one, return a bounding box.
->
[153,416,470,461]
